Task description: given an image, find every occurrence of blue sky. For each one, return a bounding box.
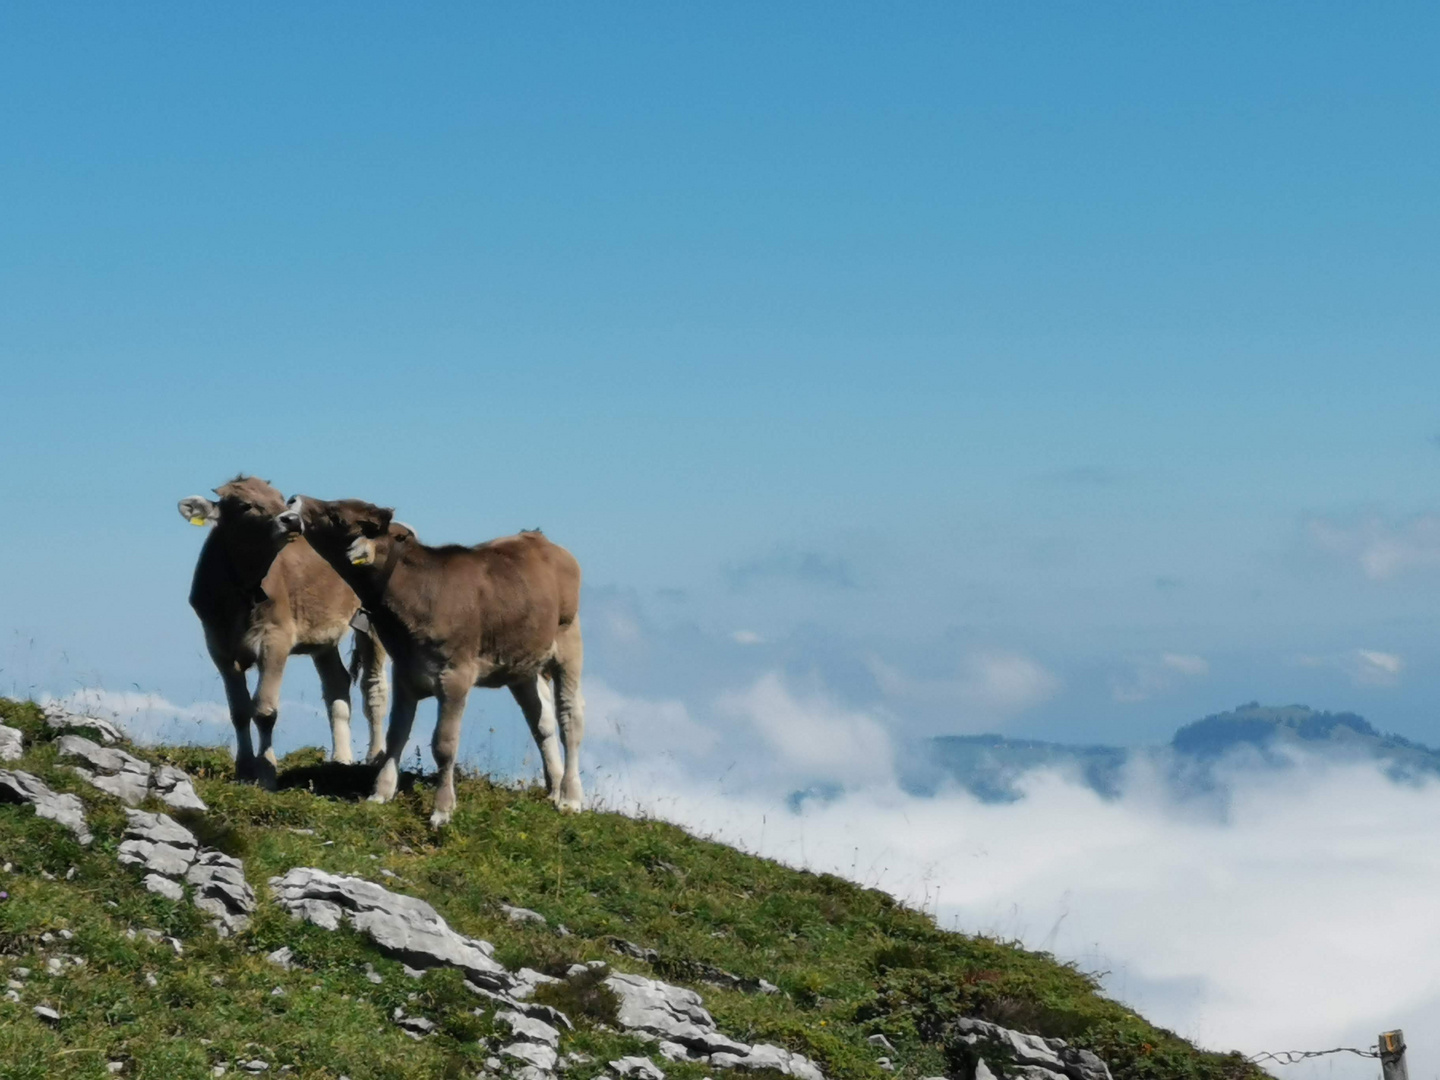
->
[5,2,1440,759]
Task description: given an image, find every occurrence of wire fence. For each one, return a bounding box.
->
[1249,1045,1381,1067]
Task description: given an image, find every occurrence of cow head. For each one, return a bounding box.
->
[276,496,400,572]
[179,477,290,538]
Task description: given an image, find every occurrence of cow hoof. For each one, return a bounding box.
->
[428,810,452,829]
[366,793,390,805]
[557,797,582,812]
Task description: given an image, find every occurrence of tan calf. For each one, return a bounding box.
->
[273,495,584,826]
[179,477,389,786]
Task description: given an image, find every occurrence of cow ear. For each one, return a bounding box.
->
[178,496,220,527]
[377,507,395,530]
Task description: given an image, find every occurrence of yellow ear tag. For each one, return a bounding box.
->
[189,516,207,526]
[351,554,370,565]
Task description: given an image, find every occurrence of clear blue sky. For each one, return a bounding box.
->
[4,3,1440,755]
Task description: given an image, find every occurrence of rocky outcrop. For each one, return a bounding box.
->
[58,735,207,812]
[952,1018,1112,1080]
[607,936,779,995]
[42,703,124,744]
[116,809,256,933]
[188,851,257,935]
[602,970,824,1080]
[0,769,92,844]
[268,868,513,990]
[119,809,199,878]
[0,724,23,762]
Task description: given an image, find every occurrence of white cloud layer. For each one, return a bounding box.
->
[585,674,1440,1080]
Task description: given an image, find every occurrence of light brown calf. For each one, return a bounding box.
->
[180,477,389,786]
[273,495,584,826]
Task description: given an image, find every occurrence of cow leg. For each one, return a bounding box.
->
[313,647,354,764]
[430,670,474,828]
[370,681,417,805]
[510,675,564,801]
[552,619,586,811]
[251,648,290,791]
[357,633,391,764]
[219,664,256,782]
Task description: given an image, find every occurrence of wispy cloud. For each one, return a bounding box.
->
[1111,652,1210,703]
[723,547,858,591]
[1295,649,1404,688]
[868,650,1061,727]
[1306,512,1440,580]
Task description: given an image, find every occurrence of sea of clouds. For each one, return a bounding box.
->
[45,675,1440,1080]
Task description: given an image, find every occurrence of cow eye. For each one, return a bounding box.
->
[359,521,383,539]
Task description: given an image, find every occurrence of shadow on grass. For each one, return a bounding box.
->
[276,761,420,800]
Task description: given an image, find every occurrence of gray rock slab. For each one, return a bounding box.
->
[605,972,715,1044]
[118,809,199,877]
[188,851,255,934]
[711,1045,825,1080]
[269,867,512,990]
[498,1008,561,1047]
[502,903,547,926]
[153,765,208,812]
[466,981,574,1030]
[953,1019,1110,1080]
[0,724,23,762]
[142,874,185,901]
[503,1042,560,1071]
[0,769,93,844]
[42,704,123,744]
[609,1057,664,1080]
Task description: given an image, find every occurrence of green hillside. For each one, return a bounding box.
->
[0,697,1260,1080]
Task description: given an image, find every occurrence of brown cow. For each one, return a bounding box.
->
[179,477,390,786]
[272,495,585,826]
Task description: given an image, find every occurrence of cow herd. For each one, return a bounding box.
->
[179,476,585,828]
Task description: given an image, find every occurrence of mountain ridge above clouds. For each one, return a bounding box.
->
[912,702,1440,803]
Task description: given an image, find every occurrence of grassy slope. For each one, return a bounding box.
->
[0,699,1262,1080]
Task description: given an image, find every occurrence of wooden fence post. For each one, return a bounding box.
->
[1379,1030,1408,1080]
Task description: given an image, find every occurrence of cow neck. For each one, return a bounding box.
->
[215,527,280,602]
[351,536,407,617]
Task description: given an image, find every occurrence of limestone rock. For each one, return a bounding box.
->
[188,851,256,935]
[142,873,184,901]
[609,1057,664,1080]
[118,809,198,877]
[604,972,715,1044]
[952,1019,1111,1080]
[268,867,512,990]
[498,1008,561,1048]
[153,765,207,812]
[0,724,23,762]
[502,903,547,926]
[60,735,153,806]
[0,769,93,844]
[503,1042,559,1071]
[42,703,124,744]
[711,1045,825,1080]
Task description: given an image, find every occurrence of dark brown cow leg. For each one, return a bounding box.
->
[219,665,256,782]
[552,620,586,811]
[430,670,474,828]
[313,648,354,764]
[251,647,289,791]
[510,676,563,801]
[371,682,417,804]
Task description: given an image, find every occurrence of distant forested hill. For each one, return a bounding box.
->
[915,703,1440,802]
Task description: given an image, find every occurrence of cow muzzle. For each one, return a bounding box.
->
[272,510,304,541]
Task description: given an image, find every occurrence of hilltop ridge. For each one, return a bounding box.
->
[919,703,1440,802]
[0,696,1259,1080]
